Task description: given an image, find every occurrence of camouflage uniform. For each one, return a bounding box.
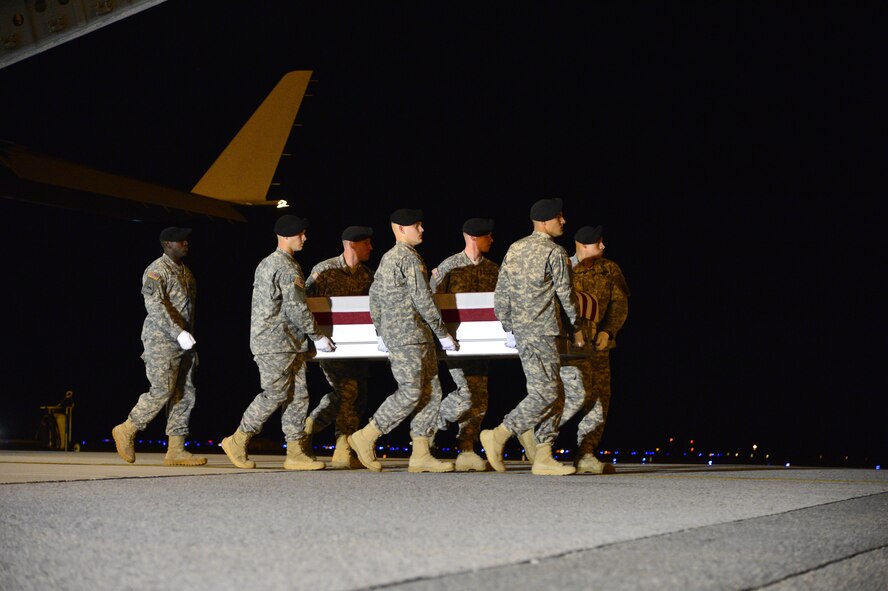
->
[305,254,375,437]
[561,255,629,453]
[429,251,499,443]
[368,242,449,436]
[127,254,198,436]
[493,232,581,444]
[237,249,324,442]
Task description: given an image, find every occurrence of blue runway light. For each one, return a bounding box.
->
[708,460,712,466]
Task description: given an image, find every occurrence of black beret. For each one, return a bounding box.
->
[159,227,191,242]
[341,225,374,241]
[462,218,494,237]
[574,225,603,245]
[390,208,423,225]
[529,198,563,221]
[274,214,308,236]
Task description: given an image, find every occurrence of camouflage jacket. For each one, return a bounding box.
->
[570,255,630,340]
[305,254,374,297]
[494,231,581,337]
[429,251,499,293]
[140,254,196,347]
[369,242,448,346]
[250,248,321,355]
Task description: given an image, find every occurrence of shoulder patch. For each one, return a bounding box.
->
[147,271,161,281]
[431,268,439,278]
[294,276,305,288]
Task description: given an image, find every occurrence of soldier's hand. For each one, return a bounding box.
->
[573,331,586,349]
[176,330,196,351]
[504,331,517,349]
[314,335,336,352]
[439,334,459,351]
[595,331,610,351]
[377,336,389,353]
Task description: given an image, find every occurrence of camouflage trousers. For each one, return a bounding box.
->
[308,359,369,436]
[128,345,196,437]
[436,359,489,443]
[371,342,441,437]
[239,352,309,441]
[503,335,565,445]
[561,350,612,452]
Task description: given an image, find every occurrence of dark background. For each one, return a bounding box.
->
[1,3,884,465]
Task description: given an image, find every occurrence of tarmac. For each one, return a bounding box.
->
[1,450,886,590]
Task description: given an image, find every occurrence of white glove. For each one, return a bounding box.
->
[595,331,610,351]
[176,330,196,351]
[439,334,459,351]
[314,335,335,352]
[504,331,517,349]
[377,336,389,353]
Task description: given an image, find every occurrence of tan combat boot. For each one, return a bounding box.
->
[576,452,616,474]
[408,435,455,473]
[220,429,256,469]
[302,416,316,460]
[111,418,138,463]
[164,435,208,466]
[347,421,383,472]
[330,434,362,469]
[531,443,577,476]
[454,440,489,472]
[479,424,512,472]
[517,429,537,463]
[284,440,325,470]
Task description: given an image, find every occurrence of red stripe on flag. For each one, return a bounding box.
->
[312,311,373,325]
[441,308,497,322]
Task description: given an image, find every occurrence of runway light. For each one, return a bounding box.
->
[876,465,881,470]
[785,463,791,467]
[708,460,713,466]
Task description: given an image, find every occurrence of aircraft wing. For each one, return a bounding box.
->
[191,70,313,205]
[0,141,247,222]
[1,70,316,222]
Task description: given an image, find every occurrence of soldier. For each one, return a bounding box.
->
[429,217,499,472]
[302,225,375,469]
[480,198,584,476]
[220,214,335,470]
[559,225,629,473]
[347,208,459,473]
[111,227,206,466]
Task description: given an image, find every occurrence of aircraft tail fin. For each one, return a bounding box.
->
[191,70,312,205]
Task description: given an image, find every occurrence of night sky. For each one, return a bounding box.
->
[1,3,884,464]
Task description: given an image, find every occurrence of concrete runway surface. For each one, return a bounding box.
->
[1,450,886,590]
